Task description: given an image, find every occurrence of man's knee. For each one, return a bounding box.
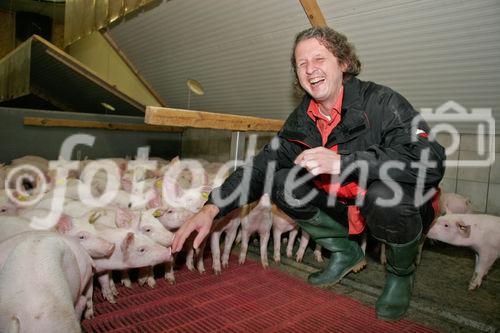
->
[361,181,421,243]
[270,168,318,220]
[362,181,403,211]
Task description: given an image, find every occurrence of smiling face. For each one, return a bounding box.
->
[294,38,346,107]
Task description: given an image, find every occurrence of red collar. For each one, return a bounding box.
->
[307,86,344,123]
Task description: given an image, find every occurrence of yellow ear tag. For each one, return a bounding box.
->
[16,193,28,201]
[56,178,66,186]
[153,209,162,218]
[89,214,97,224]
[155,180,163,189]
[201,192,209,200]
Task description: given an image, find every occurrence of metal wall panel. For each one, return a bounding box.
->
[109,0,500,131]
[109,0,309,119]
[319,0,500,132]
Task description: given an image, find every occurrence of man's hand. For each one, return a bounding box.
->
[171,204,220,253]
[294,147,341,176]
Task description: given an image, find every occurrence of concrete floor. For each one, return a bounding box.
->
[244,238,500,333]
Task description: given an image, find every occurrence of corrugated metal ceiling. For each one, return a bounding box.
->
[108,0,500,130]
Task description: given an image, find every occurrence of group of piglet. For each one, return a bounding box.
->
[427,192,500,291]
[1,155,499,332]
[0,155,323,332]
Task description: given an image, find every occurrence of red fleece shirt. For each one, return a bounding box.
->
[306,87,366,234]
[306,86,343,146]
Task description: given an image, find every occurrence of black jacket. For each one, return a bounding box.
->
[207,77,446,218]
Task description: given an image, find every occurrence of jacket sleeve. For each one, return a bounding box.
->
[205,135,300,218]
[340,92,446,187]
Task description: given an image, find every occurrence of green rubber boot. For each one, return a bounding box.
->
[296,210,366,286]
[376,233,420,321]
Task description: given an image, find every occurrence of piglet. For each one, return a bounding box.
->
[427,213,500,290]
[115,208,175,288]
[0,189,18,214]
[210,208,242,274]
[0,231,94,332]
[271,205,300,264]
[153,206,205,281]
[16,209,115,259]
[93,227,172,303]
[0,215,33,242]
[92,207,175,247]
[238,194,273,268]
[271,205,323,264]
[155,206,196,230]
[440,192,473,215]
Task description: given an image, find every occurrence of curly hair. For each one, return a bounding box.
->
[291,26,361,86]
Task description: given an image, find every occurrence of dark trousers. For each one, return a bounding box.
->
[270,168,435,244]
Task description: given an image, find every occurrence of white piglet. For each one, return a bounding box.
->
[238,194,273,268]
[427,213,500,290]
[0,231,94,333]
[439,192,473,215]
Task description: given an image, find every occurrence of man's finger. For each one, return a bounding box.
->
[172,223,193,253]
[193,227,209,249]
[311,166,324,176]
[294,152,305,164]
[295,148,323,164]
[305,160,319,170]
[171,223,185,251]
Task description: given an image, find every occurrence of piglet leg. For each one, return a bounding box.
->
[469,252,496,290]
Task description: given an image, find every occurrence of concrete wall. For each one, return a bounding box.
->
[436,133,500,215]
[0,107,181,163]
[181,129,275,163]
[181,128,233,162]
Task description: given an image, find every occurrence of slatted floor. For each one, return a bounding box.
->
[82,257,439,332]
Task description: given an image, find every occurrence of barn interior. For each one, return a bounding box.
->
[0,1,499,332]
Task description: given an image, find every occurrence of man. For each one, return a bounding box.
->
[172,26,445,321]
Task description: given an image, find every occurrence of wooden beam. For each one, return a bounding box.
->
[145,106,284,132]
[101,31,167,107]
[299,0,327,27]
[0,10,15,59]
[33,35,145,112]
[24,117,183,133]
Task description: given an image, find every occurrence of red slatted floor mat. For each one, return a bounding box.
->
[82,257,439,333]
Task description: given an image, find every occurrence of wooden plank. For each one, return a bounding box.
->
[145,106,284,132]
[299,0,327,27]
[0,10,15,59]
[24,117,183,133]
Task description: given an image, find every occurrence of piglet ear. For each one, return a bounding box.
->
[456,221,471,238]
[200,185,212,195]
[115,208,134,228]
[170,156,180,164]
[121,178,132,192]
[56,214,73,234]
[147,191,161,209]
[120,232,134,260]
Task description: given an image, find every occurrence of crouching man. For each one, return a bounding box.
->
[172,26,445,321]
